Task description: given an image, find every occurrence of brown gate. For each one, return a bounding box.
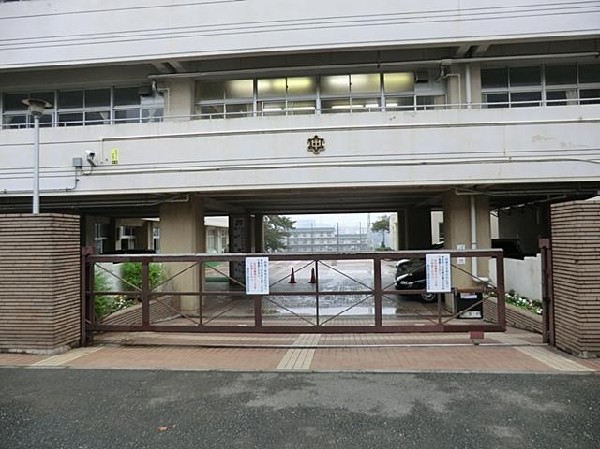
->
[82,250,505,345]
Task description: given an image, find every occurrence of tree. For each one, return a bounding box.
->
[371,215,390,248]
[263,215,295,252]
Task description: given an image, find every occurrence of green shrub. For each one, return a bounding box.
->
[94,269,114,320]
[94,269,137,320]
[121,262,164,291]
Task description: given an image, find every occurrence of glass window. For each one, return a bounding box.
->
[3,93,28,111]
[197,81,226,101]
[114,109,140,123]
[288,100,315,115]
[321,75,350,95]
[509,66,540,87]
[383,72,414,94]
[58,90,83,109]
[58,112,83,126]
[481,68,508,88]
[114,87,140,106]
[511,91,541,107]
[580,89,600,104]
[287,77,316,96]
[351,73,380,94]
[85,89,111,107]
[579,64,600,83]
[257,78,286,98]
[225,80,253,99]
[2,114,27,128]
[258,101,286,116]
[545,65,577,85]
[225,103,253,118]
[385,96,414,109]
[85,111,110,125]
[321,98,351,113]
[199,104,224,119]
[484,93,509,108]
[546,91,567,106]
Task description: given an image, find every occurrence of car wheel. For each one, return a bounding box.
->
[421,292,438,303]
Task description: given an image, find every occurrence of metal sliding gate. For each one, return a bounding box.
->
[82,250,505,345]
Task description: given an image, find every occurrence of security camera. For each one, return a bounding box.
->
[85,151,97,167]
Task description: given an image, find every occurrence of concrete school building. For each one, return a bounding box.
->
[0,1,599,353]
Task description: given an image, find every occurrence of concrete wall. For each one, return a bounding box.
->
[0,214,81,353]
[489,255,543,300]
[1,1,597,69]
[2,106,599,198]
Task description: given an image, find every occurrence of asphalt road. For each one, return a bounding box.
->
[1,369,598,449]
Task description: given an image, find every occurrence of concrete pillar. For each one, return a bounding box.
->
[229,213,252,284]
[396,208,432,250]
[252,214,265,253]
[442,191,491,297]
[159,196,205,314]
[165,79,195,121]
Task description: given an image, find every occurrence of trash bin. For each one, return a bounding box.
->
[454,291,483,319]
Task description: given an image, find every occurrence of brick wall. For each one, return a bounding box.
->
[483,297,543,334]
[551,200,600,358]
[0,214,81,353]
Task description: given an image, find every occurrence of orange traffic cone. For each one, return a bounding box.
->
[309,268,316,284]
[289,268,297,283]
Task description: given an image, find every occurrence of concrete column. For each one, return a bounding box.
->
[252,214,265,253]
[229,213,252,284]
[133,222,151,251]
[442,191,491,297]
[159,196,205,314]
[396,208,432,250]
[165,79,195,121]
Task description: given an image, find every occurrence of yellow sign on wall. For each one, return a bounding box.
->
[111,148,119,165]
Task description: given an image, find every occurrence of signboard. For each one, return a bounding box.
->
[425,253,452,293]
[245,257,269,295]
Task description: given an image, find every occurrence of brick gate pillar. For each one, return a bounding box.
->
[0,213,81,353]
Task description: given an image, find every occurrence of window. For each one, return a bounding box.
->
[1,86,163,129]
[196,70,447,117]
[481,63,600,108]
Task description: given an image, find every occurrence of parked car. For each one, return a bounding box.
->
[394,243,443,303]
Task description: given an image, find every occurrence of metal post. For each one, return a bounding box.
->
[32,114,40,214]
[22,98,51,215]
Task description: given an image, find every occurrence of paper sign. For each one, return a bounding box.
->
[245,257,269,295]
[111,148,119,165]
[426,253,452,293]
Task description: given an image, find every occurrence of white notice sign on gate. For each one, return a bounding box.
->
[245,257,269,295]
[425,253,452,293]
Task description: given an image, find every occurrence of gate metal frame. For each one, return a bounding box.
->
[82,250,505,345]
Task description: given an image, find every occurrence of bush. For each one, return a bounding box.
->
[121,262,164,291]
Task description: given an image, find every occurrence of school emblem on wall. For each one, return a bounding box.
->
[307,135,325,154]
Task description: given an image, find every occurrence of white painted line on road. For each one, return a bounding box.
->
[516,347,594,372]
[31,347,103,367]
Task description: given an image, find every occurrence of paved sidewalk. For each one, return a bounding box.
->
[2,327,599,373]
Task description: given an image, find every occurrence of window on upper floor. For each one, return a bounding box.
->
[1,86,164,129]
[195,69,447,119]
[481,63,600,108]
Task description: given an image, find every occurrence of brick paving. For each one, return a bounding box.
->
[1,327,598,374]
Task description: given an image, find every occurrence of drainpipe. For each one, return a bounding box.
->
[470,195,478,280]
[465,64,472,110]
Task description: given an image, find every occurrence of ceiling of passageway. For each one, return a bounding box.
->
[1,183,598,218]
